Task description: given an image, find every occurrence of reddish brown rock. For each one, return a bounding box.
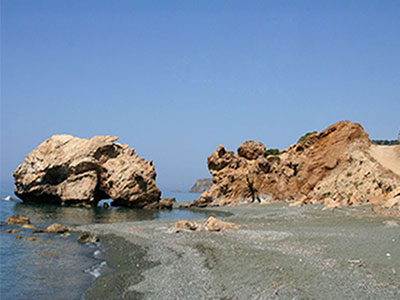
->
[13,135,161,207]
[188,121,400,209]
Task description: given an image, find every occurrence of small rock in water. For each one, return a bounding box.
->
[78,232,99,244]
[44,223,71,233]
[11,229,19,234]
[4,229,11,234]
[24,237,37,241]
[159,198,176,210]
[5,215,30,225]
[15,235,23,239]
[103,202,110,208]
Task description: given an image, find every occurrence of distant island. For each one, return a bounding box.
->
[189,178,212,193]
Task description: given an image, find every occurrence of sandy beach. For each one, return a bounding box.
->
[80,203,400,299]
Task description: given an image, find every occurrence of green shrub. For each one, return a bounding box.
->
[297,131,317,143]
[263,148,280,157]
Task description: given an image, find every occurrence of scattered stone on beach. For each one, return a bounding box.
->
[13,135,161,208]
[173,220,200,232]
[11,229,20,234]
[5,215,30,225]
[44,223,71,233]
[187,121,400,209]
[171,217,239,233]
[78,232,99,244]
[24,237,37,241]
[203,216,240,232]
[21,224,37,229]
[382,197,399,209]
[4,229,11,233]
[383,220,399,228]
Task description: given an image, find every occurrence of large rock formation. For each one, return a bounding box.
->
[13,135,161,208]
[188,121,400,209]
[189,178,213,193]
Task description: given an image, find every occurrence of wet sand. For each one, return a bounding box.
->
[80,204,400,299]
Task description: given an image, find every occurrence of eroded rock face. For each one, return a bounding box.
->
[188,121,400,208]
[13,135,161,207]
[237,141,266,160]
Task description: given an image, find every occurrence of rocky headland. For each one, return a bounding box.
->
[13,135,162,208]
[189,178,213,193]
[187,121,400,210]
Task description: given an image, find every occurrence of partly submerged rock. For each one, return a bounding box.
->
[158,198,176,210]
[188,121,400,209]
[44,223,71,233]
[5,215,30,225]
[78,232,100,244]
[13,135,161,207]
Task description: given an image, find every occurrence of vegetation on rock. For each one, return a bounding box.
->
[263,149,280,157]
[297,131,318,143]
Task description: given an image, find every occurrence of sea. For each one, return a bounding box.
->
[0,191,203,300]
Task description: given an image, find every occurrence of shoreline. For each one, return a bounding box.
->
[79,203,400,299]
[85,234,157,300]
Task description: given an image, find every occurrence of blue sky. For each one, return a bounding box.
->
[1,0,399,194]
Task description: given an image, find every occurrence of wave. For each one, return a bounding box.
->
[84,261,107,278]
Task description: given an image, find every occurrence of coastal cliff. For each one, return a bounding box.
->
[13,135,161,208]
[189,178,212,193]
[187,121,400,209]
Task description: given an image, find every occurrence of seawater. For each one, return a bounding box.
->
[0,191,202,300]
